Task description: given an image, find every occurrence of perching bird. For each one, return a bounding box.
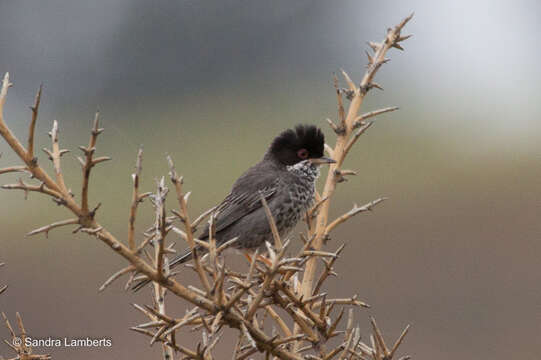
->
[133,124,334,291]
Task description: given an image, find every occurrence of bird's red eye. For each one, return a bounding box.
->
[297,149,309,159]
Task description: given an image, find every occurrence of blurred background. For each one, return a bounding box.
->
[0,0,540,359]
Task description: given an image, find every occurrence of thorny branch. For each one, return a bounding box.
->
[2,313,51,360]
[0,14,414,360]
[299,12,413,300]
[168,155,211,293]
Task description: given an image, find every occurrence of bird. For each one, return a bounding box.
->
[132,124,334,291]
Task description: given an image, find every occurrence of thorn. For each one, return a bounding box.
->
[325,118,338,132]
[401,12,415,28]
[339,68,356,92]
[392,43,404,51]
[17,178,28,200]
[339,169,357,177]
[92,156,111,165]
[2,72,12,89]
[42,148,53,160]
[92,128,104,136]
[367,41,380,52]
[354,106,399,128]
[334,170,348,183]
[324,143,334,158]
[89,202,102,218]
[326,118,344,135]
[370,82,384,91]
[397,34,413,42]
[365,50,374,64]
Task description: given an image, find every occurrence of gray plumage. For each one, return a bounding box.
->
[132,124,332,291]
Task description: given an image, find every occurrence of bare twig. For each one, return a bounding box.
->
[128,147,145,251]
[325,198,387,236]
[153,177,168,279]
[260,194,283,250]
[2,312,51,359]
[353,106,399,128]
[80,111,107,213]
[390,324,411,358]
[0,165,27,175]
[27,218,79,238]
[49,120,69,195]
[312,245,344,297]
[27,84,42,162]
[168,155,211,293]
[98,265,135,292]
[2,179,62,199]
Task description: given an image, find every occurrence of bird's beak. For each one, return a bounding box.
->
[309,157,336,165]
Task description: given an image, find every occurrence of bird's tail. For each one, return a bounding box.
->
[131,248,195,292]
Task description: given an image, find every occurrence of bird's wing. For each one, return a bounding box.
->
[199,172,281,239]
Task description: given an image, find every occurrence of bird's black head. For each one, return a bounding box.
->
[267,125,326,166]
